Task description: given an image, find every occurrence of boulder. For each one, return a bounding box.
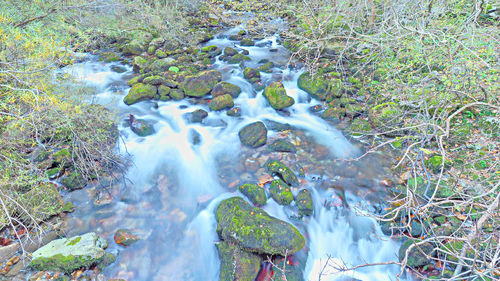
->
[216,197,305,255]
[240,38,255,46]
[265,160,298,186]
[217,241,261,281]
[297,72,342,101]
[238,122,267,148]
[123,83,157,105]
[132,56,148,71]
[269,179,293,205]
[263,82,294,110]
[212,82,241,98]
[268,139,296,153]
[226,53,251,64]
[296,189,313,216]
[258,61,274,73]
[129,116,155,137]
[158,85,171,101]
[184,109,208,123]
[169,89,185,100]
[226,107,242,117]
[143,75,167,86]
[182,70,222,97]
[243,67,260,83]
[99,52,120,62]
[224,47,238,56]
[30,232,115,273]
[209,94,234,111]
[238,183,267,206]
[149,57,176,73]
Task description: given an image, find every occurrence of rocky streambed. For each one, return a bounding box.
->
[0,26,409,281]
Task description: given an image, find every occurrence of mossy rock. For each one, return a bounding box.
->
[227,107,242,117]
[239,183,267,206]
[265,160,298,186]
[30,232,113,273]
[240,38,255,46]
[182,70,222,97]
[123,83,157,105]
[243,67,260,82]
[398,239,434,268]
[263,82,295,110]
[296,189,313,216]
[149,57,176,73]
[201,45,218,52]
[130,118,155,137]
[158,85,171,101]
[143,75,166,86]
[268,139,296,153]
[169,89,185,100]
[127,76,141,87]
[321,107,345,121]
[269,179,293,205]
[185,109,208,123]
[258,61,274,73]
[99,52,120,62]
[61,172,86,191]
[209,94,234,111]
[238,121,267,148]
[226,53,251,64]
[216,197,305,255]
[53,148,71,166]
[297,72,342,100]
[132,56,148,71]
[155,49,168,59]
[121,41,146,56]
[224,47,238,56]
[216,241,261,281]
[212,82,241,98]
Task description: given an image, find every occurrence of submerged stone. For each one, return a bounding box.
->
[238,121,267,148]
[216,197,305,255]
[30,232,114,273]
[268,139,296,153]
[238,183,267,206]
[265,160,298,186]
[114,229,139,247]
[269,179,293,205]
[182,70,222,97]
[216,241,261,281]
[263,82,295,110]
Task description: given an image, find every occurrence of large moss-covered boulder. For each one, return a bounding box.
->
[243,67,260,83]
[182,70,222,97]
[239,183,267,206]
[265,160,298,187]
[263,82,295,110]
[123,83,157,105]
[216,197,305,255]
[296,189,313,216]
[269,179,293,205]
[209,94,234,111]
[217,241,261,281]
[227,53,251,64]
[212,82,241,98]
[30,232,115,273]
[238,121,267,148]
[297,72,342,100]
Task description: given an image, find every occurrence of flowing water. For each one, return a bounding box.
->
[60,28,405,281]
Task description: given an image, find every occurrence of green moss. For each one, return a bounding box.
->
[239,183,267,206]
[182,70,222,97]
[123,83,157,105]
[238,122,267,148]
[99,52,120,62]
[258,61,274,73]
[201,45,218,52]
[268,139,296,153]
[67,237,81,246]
[296,189,313,216]
[269,179,293,205]
[263,82,295,110]
[227,53,251,64]
[212,82,241,98]
[216,241,261,281]
[265,160,298,186]
[298,72,342,100]
[210,94,234,111]
[240,38,255,46]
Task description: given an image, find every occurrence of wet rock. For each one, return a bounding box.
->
[123,83,157,105]
[263,120,292,131]
[297,72,342,101]
[268,139,296,153]
[398,239,434,268]
[212,82,241,98]
[258,61,274,73]
[114,229,140,247]
[111,66,127,73]
[238,183,267,206]
[30,232,115,273]
[269,179,293,205]
[99,52,120,62]
[184,109,208,123]
[169,89,185,100]
[158,85,171,101]
[265,160,298,187]
[226,107,242,117]
[295,189,313,216]
[240,38,255,46]
[182,70,222,97]
[263,82,295,110]
[223,47,238,56]
[243,67,260,83]
[189,129,202,145]
[143,75,166,86]
[129,115,154,137]
[226,53,251,64]
[238,122,267,148]
[216,197,305,255]
[210,94,234,111]
[216,241,261,281]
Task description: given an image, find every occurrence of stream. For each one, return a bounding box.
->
[61,27,404,281]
